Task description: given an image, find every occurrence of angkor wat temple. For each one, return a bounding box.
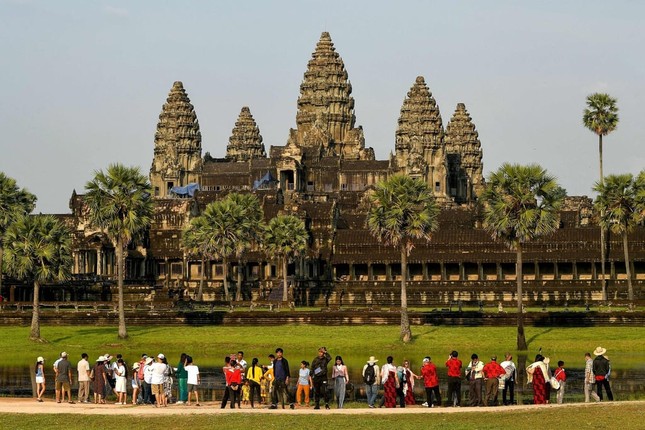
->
[11,32,643,306]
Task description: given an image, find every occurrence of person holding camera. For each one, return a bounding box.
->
[311,347,332,410]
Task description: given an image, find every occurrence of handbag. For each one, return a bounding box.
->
[230,383,239,391]
[549,376,560,390]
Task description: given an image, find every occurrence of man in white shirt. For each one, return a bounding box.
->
[500,353,516,405]
[151,353,168,407]
[77,353,91,403]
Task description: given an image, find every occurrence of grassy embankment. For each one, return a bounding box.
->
[4,325,645,370]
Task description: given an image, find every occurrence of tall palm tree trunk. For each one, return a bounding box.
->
[400,246,411,343]
[516,245,527,351]
[223,258,230,301]
[623,233,634,302]
[116,238,127,339]
[236,263,243,302]
[0,247,4,297]
[282,257,289,302]
[197,256,205,301]
[599,134,607,301]
[29,281,41,341]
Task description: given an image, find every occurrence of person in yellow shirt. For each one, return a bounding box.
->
[246,357,264,408]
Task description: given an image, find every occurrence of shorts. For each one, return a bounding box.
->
[151,384,164,396]
[188,384,199,392]
[55,381,71,391]
[36,376,45,384]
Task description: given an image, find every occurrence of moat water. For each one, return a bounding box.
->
[3,366,644,404]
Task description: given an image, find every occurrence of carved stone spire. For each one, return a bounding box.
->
[444,103,484,202]
[226,106,266,162]
[290,32,374,160]
[150,81,203,198]
[394,76,446,197]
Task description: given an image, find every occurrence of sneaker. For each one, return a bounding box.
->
[325,404,330,410]
[290,403,295,410]
[422,402,429,407]
[314,406,320,410]
[176,401,184,404]
[368,405,375,408]
[269,405,278,409]
[68,401,76,404]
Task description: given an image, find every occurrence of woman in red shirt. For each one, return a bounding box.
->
[225,360,242,409]
[421,357,441,407]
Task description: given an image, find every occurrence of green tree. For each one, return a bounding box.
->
[3,215,71,341]
[481,163,564,350]
[84,164,153,339]
[226,193,264,301]
[182,193,264,302]
[583,93,619,301]
[0,172,37,296]
[366,175,439,343]
[593,174,640,302]
[264,215,308,302]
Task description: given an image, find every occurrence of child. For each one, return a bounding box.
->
[260,365,269,404]
[296,360,313,407]
[555,360,566,404]
[186,355,201,406]
[241,380,250,406]
[114,358,127,405]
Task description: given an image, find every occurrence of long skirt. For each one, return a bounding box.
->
[533,367,549,404]
[383,371,397,408]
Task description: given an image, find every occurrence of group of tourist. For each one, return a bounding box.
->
[33,345,614,408]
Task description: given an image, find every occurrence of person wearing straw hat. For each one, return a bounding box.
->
[362,356,380,408]
[592,347,614,401]
[35,356,46,402]
[92,355,108,404]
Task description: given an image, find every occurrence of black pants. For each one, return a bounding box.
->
[396,386,406,407]
[503,380,515,405]
[273,379,289,407]
[249,380,261,407]
[312,378,329,407]
[596,379,614,401]
[142,381,153,404]
[425,386,441,406]
[220,385,230,408]
[447,376,461,406]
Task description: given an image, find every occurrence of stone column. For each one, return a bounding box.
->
[440,262,447,281]
[97,249,103,276]
[459,263,465,281]
[422,263,429,281]
[368,263,373,281]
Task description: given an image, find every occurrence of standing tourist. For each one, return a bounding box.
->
[131,362,141,405]
[362,356,380,408]
[114,358,127,405]
[92,355,107,404]
[52,352,63,402]
[143,356,154,404]
[151,353,168,407]
[176,353,188,404]
[332,356,349,409]
[380,356,399,408]
[445,350,462,407]
[584,352,600,402]
[55,352,74,404]
[420,356,441,408]
[246,357,263,408]
[186,355,201,406]
[526,354,549,405]
[554,360,566,404]
[35,356,46,402]
[466,353,484,406]
[592,346,614,401]
[269,348,293,409]
[296,360,312,407]
[500,353,516,406]
[482,355,505,406]
[311,346,331,410]
[401,359,419,406]
[225,359,242,408]
[77,353,91,403]
[220,356,232,409]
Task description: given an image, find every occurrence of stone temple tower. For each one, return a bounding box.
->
[150,81,202,198]
[288,32,374,161]
[444,103,484,203]
[226,106,266,162]
[394,76,447,199]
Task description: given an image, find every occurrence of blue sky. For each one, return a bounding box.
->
[1,0,643,213]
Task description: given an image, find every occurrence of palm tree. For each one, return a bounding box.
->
[181,193,264,302]
[226,193,264,301]
[0,172,37,296]
[263,215,308,302]
[84,164,153,339]
[481,163,564,351]
[366,175,439,343]
[583,93,619,301]
[593,174,639,302]
[3,215,71,341]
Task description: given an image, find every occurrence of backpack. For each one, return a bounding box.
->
[363,364,376,385]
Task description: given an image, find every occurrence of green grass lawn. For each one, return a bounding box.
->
[4,325,645,371]
[1,403,643,430]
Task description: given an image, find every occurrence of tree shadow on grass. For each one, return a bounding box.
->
[526,328,553,352]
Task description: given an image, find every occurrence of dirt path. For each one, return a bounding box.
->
[0,398,640,415]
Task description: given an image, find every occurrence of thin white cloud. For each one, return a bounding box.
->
[103,5,129,17]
